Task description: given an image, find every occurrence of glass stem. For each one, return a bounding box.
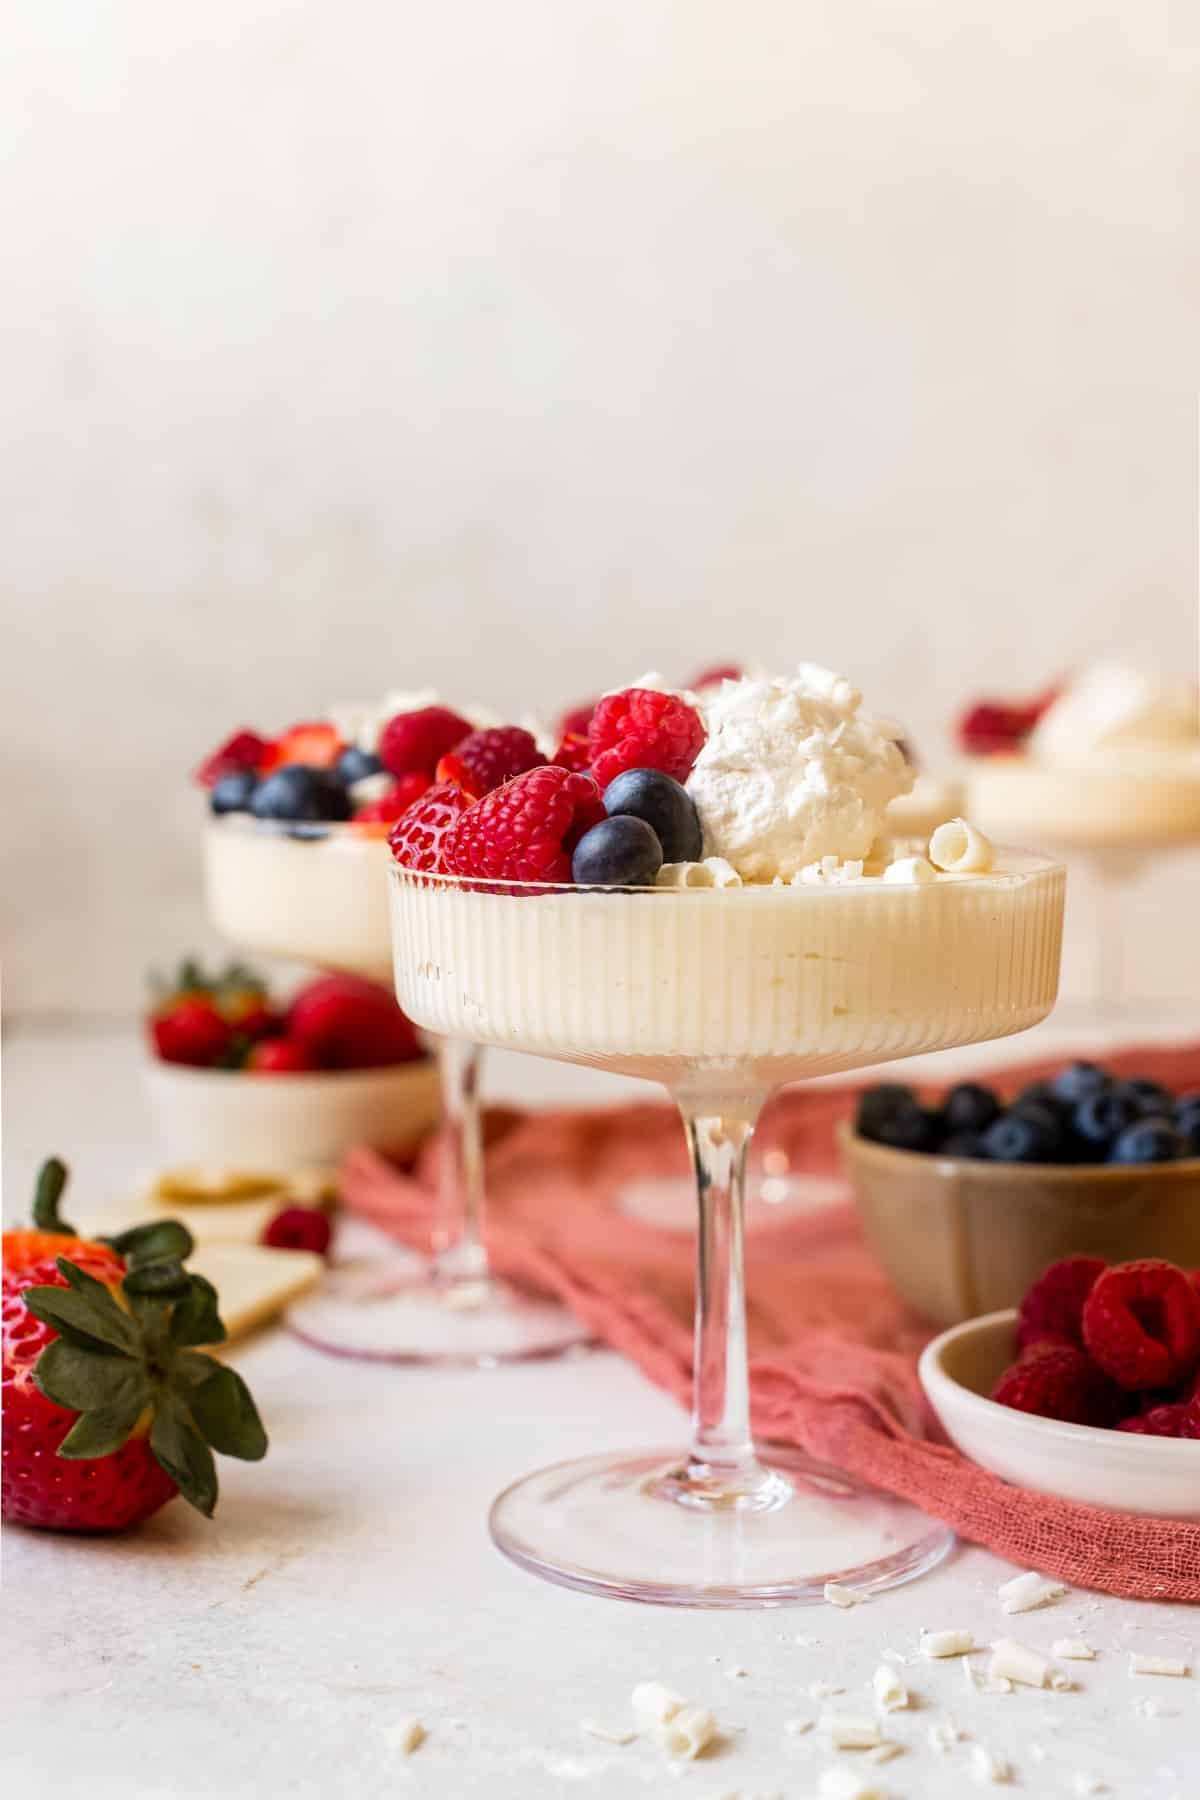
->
[679,1106,778,1504]
[433,1038,489,1282]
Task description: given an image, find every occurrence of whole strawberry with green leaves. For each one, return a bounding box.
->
[3,1159,267,1531]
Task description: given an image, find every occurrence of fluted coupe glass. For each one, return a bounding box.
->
[389,852,1065,1604]
[203,815,590,1364]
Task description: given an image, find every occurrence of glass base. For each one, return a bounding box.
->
[286,1259,593,1366]
[489,1444,954,1606]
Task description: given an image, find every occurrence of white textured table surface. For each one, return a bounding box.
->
[3,1020,1198,1799]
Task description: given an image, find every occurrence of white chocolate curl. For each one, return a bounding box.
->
[929,817,994,874]
[883,855,937,885]
[921,1629,975,1659]
[659,1705,717,1759]
[988,1639,1050,1687]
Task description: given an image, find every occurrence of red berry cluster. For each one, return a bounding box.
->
[991,1256,1200,1437]
[956,685,1060,756]
[150,965,422,1074]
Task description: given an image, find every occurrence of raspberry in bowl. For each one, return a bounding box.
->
[145,961,437,1172]
[920,1255,1200,1518]
[843,1063,1200,1326]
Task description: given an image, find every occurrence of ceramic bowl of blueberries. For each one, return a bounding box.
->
[841,1063,1200,1327]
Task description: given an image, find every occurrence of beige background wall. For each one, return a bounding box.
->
[3,3,1198,1015]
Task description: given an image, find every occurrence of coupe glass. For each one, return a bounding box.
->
[389,853,1065,1605]
[202,816,590,1364]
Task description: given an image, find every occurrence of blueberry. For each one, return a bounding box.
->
[981,1109,1063,1164]
[869,1100,938,1153]
[1011,1081,1071,1123]
[940,1131,986,1159]
[855,1083,916,1140]
[1072,1090,1141,1156]
[602,769,703,864]
[1175,1089,1200,1121]
[249,764,352,824]
[941,1082,1001,1136]
[336,746,383,784]
[1178,1112,1200,1156]
[1112,1078,1173,1118]
[1108,1119,1185,1165]
[1051,1060,1112,1106]
[209,769,259,814]
[571,815,663,886]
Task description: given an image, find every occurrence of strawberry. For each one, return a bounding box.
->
[151,996,234,1067]
[286,974,422,1068]
[3,1160,267,1532]
[259,721,343,774]
[387,779,474,874]
[246,1038,321,1074]
[194,730,271,789]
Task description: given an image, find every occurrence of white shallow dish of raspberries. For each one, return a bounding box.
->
[920,1310,1200,1520]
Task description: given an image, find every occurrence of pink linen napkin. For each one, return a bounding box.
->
[342,1043,1200,1602]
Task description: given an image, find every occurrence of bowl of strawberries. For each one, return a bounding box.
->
[145,960,438,1170]
[920,1255,1200,1518]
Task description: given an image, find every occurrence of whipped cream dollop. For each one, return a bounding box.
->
[685,665,913,881]
[1030,663,1198,760]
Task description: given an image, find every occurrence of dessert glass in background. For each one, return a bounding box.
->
[962,663,1200,1006]
[200,709,591,1366]
[388,663,1066,1605]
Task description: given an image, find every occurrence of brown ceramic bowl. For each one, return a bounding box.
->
[839,1121,1200,1326]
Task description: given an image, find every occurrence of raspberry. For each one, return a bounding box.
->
[387,780,474,875]
[378,706,472,778]
[990,1343,1125,1427]
[261,1206,332,1257]
[194,729,270,788]
[551,730,592,774]
[444,765,604,883]
[1081,1259,1200,1392]
[1015,1255,1107,1353]
[587,688,706,789]
[558,698,599,737]
[353,772,430,823]
[1117,1400,1200,1438]
[436,726,545,797]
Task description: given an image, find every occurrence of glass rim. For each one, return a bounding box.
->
[388,846,1065,895]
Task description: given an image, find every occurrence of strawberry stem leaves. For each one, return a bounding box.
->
[32,1157,75,1235]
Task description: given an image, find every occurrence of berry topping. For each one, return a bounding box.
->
[1108,1119,1186,1165]
[1071,1090,1141,1156]
[378,705,472,778]
[261,1206,332,1257]
[1016,1255,1106,1353]
[444,765,605,884]
[194,730,271,789]
[587,688,706,790]
[855,1086,937,1152]
[387,779,475,874]
[260,721,343,774]
[436,726,546,797]
[285,974,423,1069]
[151,996,234,1068]
[209,769,260,815]
[990,1343,1125,1428]
[558,698,599,738]
[1082,1259,1200,1391]
[940,1082,1002,1137]
[551,731,593,773]
[352,771,430,824]
[1112,1077,1175,1118]
[956,686,1059,756]
[572,815,663,887]
[250,765,351,825]
[336,745,384,785]
[602,768,703,864]
[246,1038,321,1074]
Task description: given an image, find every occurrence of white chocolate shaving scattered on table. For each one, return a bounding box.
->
[997,1571,1067,1614]
[820,1712,883,1749]
[867,1740,903,1764]
[783,1717,813,1736]
[1130,1652,1190,1677]
[824,1581,868,1608]
[579,1720,636,1745]
[809,1681,846,1698]
[988,1639,1051,1688]
[659,1705,717,1760]
[817,1768,885,1800]
[928,1718,963,1752]
[1053,1639,1096,1660]
[631,1682,685,1726]
[970,1742,1011,1784]
[872,1664,908,1711]
[929,817,995,874]
[1072,1776,1107,1796]
[921,1629,975,1659]
[384,1719,426,1754]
